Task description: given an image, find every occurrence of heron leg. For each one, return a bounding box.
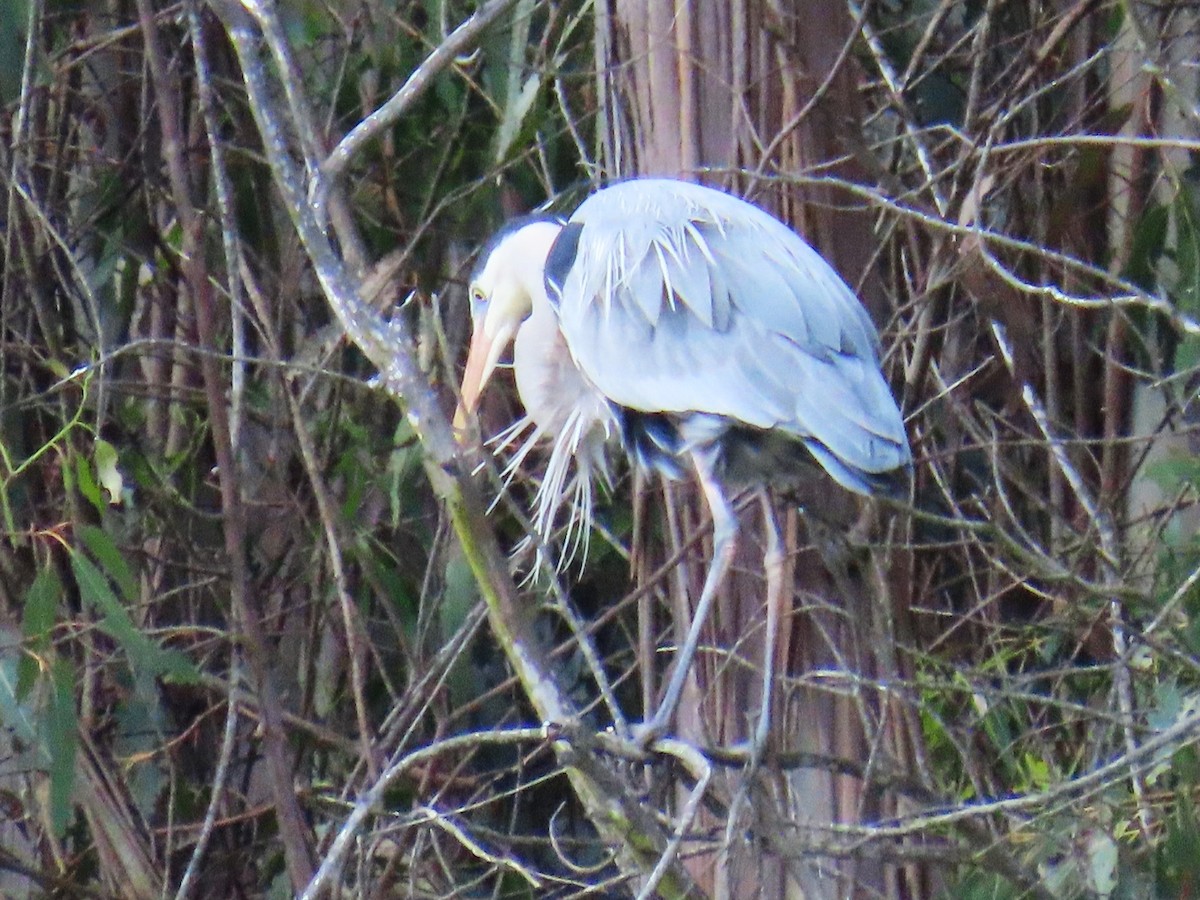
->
[721,490,783,855]
[753,490,783,759]
[638,449,737,745]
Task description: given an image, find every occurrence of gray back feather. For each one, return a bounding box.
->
[552,179,909,479]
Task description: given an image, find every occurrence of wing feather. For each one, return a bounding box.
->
[625,248,665,324]
[553,179,909,476]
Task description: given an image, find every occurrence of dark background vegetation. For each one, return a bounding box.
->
[2,0,1200,897]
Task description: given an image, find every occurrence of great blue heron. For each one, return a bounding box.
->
[457,177,910,745]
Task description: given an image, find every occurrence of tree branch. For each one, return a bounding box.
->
[211,2,695,894]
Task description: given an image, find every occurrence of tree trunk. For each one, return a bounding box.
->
[597,3,920,897]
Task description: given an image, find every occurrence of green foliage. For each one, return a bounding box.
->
[70,528,198,684]
[1157,792,1200,896]
[1122,201,1168,292]
[0,569,78,837]
[1167,181,1200,371]
[2,0,593,889]
[944,870,1021,900]
[0,0,29,104]
[17,567,59,699]
[45,657,78,836]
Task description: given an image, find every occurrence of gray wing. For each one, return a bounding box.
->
[551,178,909,478]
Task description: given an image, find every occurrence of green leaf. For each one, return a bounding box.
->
[1173,743,1200,785]
[1145,455,1200,494]
[156,648,200,685]
[115,672,167,819]
[94,438,124,505]
[490,0,540,164]
[1086,831,1118,897]
[74,449,103,513]
[494,73,542,165]
[1159,792,1200,894]
[45,657,77,837]
[78,525,137,603]
[1169,185,1200,371]
[1022,754,1050,791]
[1149,680,1183,731]
[71,536,201,685]
[441,552,478,635]
[441,552,481,705]
[71,549,157,660]
[1172,188,1200,315]
[947,870,1020,900]
[1122,201,1168,291]
[0,652,38,747]
[17,568,60,699]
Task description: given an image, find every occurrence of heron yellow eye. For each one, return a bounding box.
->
[469,285,486,304]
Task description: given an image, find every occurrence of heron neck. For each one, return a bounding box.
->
[526,277,555,320]
[491,217,559,322]
[519,225,561,320]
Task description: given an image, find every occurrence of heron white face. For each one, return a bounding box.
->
[456,219,562,431]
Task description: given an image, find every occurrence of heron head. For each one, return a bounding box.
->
[455,217,563,432]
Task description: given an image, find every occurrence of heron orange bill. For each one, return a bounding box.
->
[454,321,515,434]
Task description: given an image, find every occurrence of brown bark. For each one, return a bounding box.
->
[598,2,917,896]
